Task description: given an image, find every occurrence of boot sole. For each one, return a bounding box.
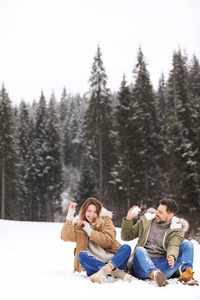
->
[181,280,199,286]
[154,271,169,287]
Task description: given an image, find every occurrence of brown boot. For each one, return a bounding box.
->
[150,270,169,287]
[111,268,132,282]
[178,267,199,286]
[90,264,112,284]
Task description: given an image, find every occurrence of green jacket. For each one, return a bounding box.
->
[121,212,186,273]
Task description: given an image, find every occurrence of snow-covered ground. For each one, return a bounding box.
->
[1,219,200,300]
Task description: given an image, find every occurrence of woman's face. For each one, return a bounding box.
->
[85,204,98,223]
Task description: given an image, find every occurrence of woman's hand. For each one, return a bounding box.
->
[81,220,92,237]
[69,202,77,210]
[80,220,89,227]
[66,203,77,221]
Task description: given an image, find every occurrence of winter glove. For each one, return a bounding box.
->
[66,208,76,221]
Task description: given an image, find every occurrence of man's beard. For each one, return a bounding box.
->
[157,220,165,224]
[155,217,167,224]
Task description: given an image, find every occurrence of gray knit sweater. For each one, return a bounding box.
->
[144,219,171,258]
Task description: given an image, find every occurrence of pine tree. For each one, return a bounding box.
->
[156,74,168,142]
[85,45,115,202]
[166,49,196,213]
[25,115,38,220]
[67,95,86,168]
[111,75,140,214]
[188,55,200,212]
[17,101,32,220]
[71,156,99,210]
[45,96,64,221]
[0,85,18,219]
[155,74,170,197]
[62,97,72,167]
[131,48,161,207]
[62,94,85,168]
[59,87,70,130]
[34,92,49,220]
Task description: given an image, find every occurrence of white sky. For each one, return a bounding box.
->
[0,0,200,105]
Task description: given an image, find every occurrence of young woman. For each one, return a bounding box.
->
[61,197,132,284]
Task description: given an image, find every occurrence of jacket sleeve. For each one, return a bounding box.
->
[121,217,140,241]
[166,230,184,261]
[89,217,117,248]
[61,220,77,242]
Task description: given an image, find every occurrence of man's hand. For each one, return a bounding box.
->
[167,254,174,268]
[126,205,141,221]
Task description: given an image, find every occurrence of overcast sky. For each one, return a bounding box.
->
[0,0,200,105]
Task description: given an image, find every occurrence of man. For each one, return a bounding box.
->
[121,198,199,287]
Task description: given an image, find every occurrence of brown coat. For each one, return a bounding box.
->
[61,208,121,272]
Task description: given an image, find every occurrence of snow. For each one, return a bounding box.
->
[1,220,200,300]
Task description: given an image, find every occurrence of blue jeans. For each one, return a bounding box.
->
[78,244,131,276]
[132,241,194,279]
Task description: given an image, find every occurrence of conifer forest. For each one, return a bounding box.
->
[0,46,200,236]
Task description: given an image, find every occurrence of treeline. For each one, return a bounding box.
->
[0,46,200,227]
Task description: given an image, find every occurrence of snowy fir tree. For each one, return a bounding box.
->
[66,95,86,168]
[45,96,63,221]
[154,74,170,197]
[85,45,115,204]
[111,75,140,216]
[71,155,99,210]
[156,73,168,143]
[59,87,69,129]
[131,48,162,208]
[188,55,200,214]
[62,94,85,168]
[24,115,39,221]
[16,101,33,220]
[166,50,197,214]
[34,92,52,220]
[0,85,18,219]
[62,97,73,166]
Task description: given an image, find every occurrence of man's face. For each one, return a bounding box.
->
[155,204,174,224]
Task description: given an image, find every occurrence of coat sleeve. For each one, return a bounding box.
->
[166,230,184,261]
[89,217,117,249]
[61,220,77,242]
[121,217,140,241]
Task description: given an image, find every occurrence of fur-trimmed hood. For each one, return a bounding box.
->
[72,206,113,226]
[145,208,189,232]
[100,207,113,219]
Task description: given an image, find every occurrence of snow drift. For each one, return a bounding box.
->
[0,220,199,300]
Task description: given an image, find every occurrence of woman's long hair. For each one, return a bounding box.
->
[77,197,103,229]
